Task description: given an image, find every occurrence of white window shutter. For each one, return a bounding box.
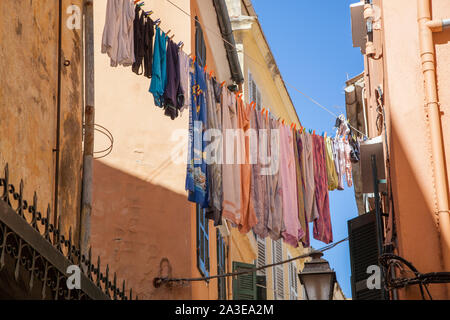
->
[256,89,262,111]
[272,239,284,300]
[288,260,298,300]
[256,236,266,275]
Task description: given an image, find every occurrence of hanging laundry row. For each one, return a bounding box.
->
[99,0,361,247]
[101,0,188,120]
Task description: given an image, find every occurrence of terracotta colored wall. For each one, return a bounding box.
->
[0,0,84,243]
[91,0,193,300]
[363,0,450,299]
[91,0,235,300]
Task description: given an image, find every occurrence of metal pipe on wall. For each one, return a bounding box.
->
[417,0,450,291]
[54,0,64,227]
[80,0,95,257]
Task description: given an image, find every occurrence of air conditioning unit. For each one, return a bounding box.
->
[360,135,386,193]
[350,2,366,54]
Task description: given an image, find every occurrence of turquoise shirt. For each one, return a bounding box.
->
[149,26,168,107]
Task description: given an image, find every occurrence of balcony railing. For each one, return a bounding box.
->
[0,164,135,300]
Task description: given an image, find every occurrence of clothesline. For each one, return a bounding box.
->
[131,0,362,139]
[100,0,362,249]
[164,0,368,139]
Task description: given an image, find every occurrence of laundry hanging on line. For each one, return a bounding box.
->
[100,0,361,248]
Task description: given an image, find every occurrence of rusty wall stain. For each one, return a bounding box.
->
[57,0,84,245]
[0,1,84,244]
[0,0,58,212]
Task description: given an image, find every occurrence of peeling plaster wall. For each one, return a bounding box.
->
[0,1,84,244]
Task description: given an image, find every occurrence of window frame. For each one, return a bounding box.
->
[195,16,207,68]
[248,70,262,110]
[272,239,284,300]
[216,229,227,300]
[197,205,210,278]
[288,254,299,300]
[256,235,266,276]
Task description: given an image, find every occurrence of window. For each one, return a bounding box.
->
[232,262,257,300]
[256,235,267,300]
[288,255,299,300]
[217,230,227,300]
[197,205,209,277]
[256,235,266,275]
[195,17,206,67]
[248,71,262,110]
[272,239,284,300]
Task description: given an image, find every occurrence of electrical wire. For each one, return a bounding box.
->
[164,0,368,139]
[154,237,348,286]
[379,254,450,300]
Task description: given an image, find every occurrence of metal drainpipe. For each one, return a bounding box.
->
[417,0,450,293]
[362,87,369,137]
[54,0,64,227]
[80,0,95,257]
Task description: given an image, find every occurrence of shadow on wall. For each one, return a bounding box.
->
[434,30,450,45]
[91,160,193,300]
[389,122,448,299]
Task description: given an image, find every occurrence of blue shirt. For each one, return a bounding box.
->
[149,26,168,107]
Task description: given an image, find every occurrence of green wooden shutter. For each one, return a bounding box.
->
[348,211,385,300]
[232,262,257,300]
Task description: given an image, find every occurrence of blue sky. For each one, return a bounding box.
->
[252,0,363,298]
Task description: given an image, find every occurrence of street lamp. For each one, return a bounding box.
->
[298,251,336,300]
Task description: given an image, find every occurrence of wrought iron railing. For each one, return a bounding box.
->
[0,163,136,300]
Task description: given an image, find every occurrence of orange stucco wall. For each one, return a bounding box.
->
[91,0,234,300]
[0,0,84,243]
[363,0,450,299]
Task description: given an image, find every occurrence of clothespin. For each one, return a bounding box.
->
[144,10,153,15]
[265,110,269,120]
[134,0,140,4]
[313,130,316,136]
[220,81,226,88]
[170,34,175,41]
[250,101,256,110]
[209,70,214,78]
[290,123,294,129]
[166,29,171,37]
[204,64,208,73]
[154,18,161,25]
[261,107,266,115]
[193,55,196,63]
